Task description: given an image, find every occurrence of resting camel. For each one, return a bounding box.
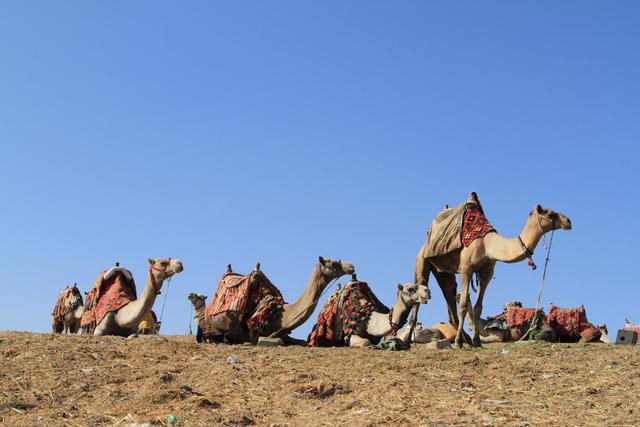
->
[187,293,207,341]
[52,284,84,334]
[416,202,571,348]
[349,283,430,347]
[92,258,183,336]
[202,257,355,345]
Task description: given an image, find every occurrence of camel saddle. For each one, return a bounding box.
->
[52,286,83,322]
[81,267,137,334]
[201,269,284,339]
[546,304,601,342]
[307,279,389,347]
[488,306,543,329]
[423,192,496,259]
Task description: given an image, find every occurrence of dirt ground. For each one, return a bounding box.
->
[0,332,638,426]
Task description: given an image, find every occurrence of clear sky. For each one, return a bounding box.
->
[1,2,638,338]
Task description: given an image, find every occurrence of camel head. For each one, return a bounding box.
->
[318,256,355,279]
[187,292,207,309]
[148,257,184,281]
[532,205,572,231]
[397,283,431,305]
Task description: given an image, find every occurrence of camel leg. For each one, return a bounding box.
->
[455,271,472,348]
[433,271,459,327]
[471,266,494,347]
[349,335,371,347]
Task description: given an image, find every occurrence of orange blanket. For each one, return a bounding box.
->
[52,286,83,321]
[81,270,137,333]
[547,305,600,342]
[203,270,284,338]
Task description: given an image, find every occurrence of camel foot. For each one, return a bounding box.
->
[472,335,483,348]
[455,336,465,349]
[257,337,284,347]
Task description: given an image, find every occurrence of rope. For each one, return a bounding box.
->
[158,275,173,326]
[519,230,555,341]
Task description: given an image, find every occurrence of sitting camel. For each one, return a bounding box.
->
[349,283,430,347]
[308,278,430,347]
[81,258,183,336]
[200,257,355,345]
[187,293,207,342]
[465,301,556,343]
[415,193,572,347]
[52,284,84,334]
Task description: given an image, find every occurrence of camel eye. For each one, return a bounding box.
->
[161,261,169,267]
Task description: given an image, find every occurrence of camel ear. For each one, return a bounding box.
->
[536,205,544,214]
[318,256,326,264]
[397,284,403,291]
[148,258,155,265]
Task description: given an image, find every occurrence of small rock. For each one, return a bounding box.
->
[257,337,284,347]
[73,383,89,391]
[226,356,239,364]
[513,423,530,427]
[460,380,474,389]
[501,349,510,355]
[484,399,509,405]
[91,353,101,361]
[81,368,93,375]
[355,407,369,414]
[98,341,107,348]
[425,339,451,350]
[482,416,496,423]
[129,424,150,427]
[126,334,138,340]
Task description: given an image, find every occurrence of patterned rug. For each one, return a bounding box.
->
[81,270,137,334]
[547,305,601,342]
[461,202,496,247]
[488,306,542,328]
[203,270,285,339]
[307,279,389,347]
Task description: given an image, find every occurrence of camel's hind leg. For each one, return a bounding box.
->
[455,270,473,348]
[432,271,459,327]
[349,335,371,347]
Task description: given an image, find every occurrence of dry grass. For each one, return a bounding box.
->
[0,332,639,426]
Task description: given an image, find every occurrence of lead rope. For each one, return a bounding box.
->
[158,275,173,328]
[519,230,555,341]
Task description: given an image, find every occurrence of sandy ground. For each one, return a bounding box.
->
[0,332,638,426]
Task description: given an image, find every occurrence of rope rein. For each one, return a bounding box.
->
[519,229,555,341]
[158,275,173,326]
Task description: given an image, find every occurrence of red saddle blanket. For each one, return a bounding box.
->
[203,270,285,337]
[546,304,600,341]
[307,280,389,347]
[488,307,542,328]
[52,286,83,321]
[81,270,137,333]
[461,202,496,247]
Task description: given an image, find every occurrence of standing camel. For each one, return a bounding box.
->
[415,195,571,348]
[187,293,207,342]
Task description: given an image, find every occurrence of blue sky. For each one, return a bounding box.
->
[1,2,638,338]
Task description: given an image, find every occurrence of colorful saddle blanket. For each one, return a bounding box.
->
[488,307,543,328]
[202,270,284,338]
[307,280,389,347]
[423,192,496,258]
[546,304,600,342]
[52,286,83,321]
[81,269,137,333]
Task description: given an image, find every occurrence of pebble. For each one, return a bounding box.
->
[81,368,93,375]
[226,356,239,364]
[355,407,369,414]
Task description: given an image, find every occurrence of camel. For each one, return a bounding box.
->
[416,198,572,348]
[137,310,160,335]
[91,258,183,336]
[201,257,354,345]
[187,293,207,342]
[52,284,84,334]
[464,301,556,343]
[348,283,430,347]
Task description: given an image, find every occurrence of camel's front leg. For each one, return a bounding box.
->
[349,335,371,347]
[455,271,472,348]
[471,266,495,347]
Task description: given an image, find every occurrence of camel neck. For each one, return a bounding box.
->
[484,215,545,263]
[280,265,329,332]
[117,270,163,329]
[390,294,413,330]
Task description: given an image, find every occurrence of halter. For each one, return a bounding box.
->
[149,258,172,294]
